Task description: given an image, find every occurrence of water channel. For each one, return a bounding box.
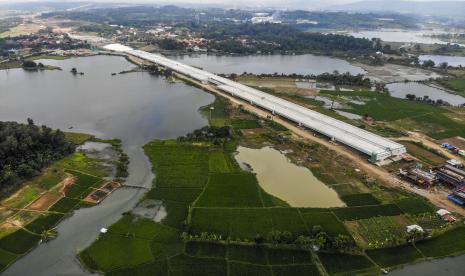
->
[0,55,214,275]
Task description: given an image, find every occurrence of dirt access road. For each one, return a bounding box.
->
[176,73,465,216]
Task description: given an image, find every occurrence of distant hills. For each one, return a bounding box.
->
[328,0,465,18]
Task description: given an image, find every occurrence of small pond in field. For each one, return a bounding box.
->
[386,82,465,106]
[234,146,345,208]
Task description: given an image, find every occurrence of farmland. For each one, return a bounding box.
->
[0,135,122,272]
[78,95,465,275]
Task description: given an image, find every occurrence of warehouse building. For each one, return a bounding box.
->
[437,165,465,187]
[103,44,407,162]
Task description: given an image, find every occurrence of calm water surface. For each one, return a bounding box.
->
[169,54,366,75]
[419,55,465,67]
[235,146,344,207]
[387,82,465,106]
[0,55,214,275]
[350,29,465,46]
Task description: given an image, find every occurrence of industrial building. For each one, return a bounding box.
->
[449,185,465,206]
[400,168,436,187]
[436,165,465,187]
[103,44,407,162]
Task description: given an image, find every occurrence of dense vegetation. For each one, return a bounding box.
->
[196,22,376,55]
[0,119,74,196]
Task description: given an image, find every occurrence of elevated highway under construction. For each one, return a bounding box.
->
[103,43,406,162]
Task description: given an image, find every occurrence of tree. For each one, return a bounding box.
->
[314,232,329,249]
[267,230,293,244]
[332,235,354,250]
[423,59,435,68]
[22,60,37,69]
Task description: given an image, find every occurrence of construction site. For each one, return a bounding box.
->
[103,43,406,163]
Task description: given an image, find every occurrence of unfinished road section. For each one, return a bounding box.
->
[103,43,406,162]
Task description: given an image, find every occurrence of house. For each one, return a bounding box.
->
[447,159,463,168]
[407,225,424,233]
[436,209,456,222]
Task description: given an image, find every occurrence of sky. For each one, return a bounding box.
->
[0,0,465,9]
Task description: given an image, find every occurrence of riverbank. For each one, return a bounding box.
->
[0,133,126,272]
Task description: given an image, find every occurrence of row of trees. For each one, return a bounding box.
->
[0,119,75,196]
[224,71,371,87]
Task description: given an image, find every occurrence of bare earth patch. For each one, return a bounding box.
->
[26,192,62,211]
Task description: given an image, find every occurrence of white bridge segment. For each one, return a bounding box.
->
[107,45,405,161]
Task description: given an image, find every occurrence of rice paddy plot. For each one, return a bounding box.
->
[168,254,228,276]
[270,208,308,236]
[229,262,273,276]
[106,260,169,276]
[185,241,226,259]
[415,227,465,258]
[49,197,80,213]
[0,229,41,255]
[299,209,350,237]
[0,248,17,271]
[272,264,321,276]
[80,233,153,272]
[194,173,264,207]
[366,244,424,268]
[209,151,234,173]
[145,187,202,204]
[266,247,312,265]
[317,252,376,275]
[395,198,436,215]
[227,244,268,264]
[340,193,380,207]
[25,213,65,234]
[332,204,403,221]
[160,201,188,229]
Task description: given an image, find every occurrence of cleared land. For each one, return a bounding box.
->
[0,138,112,272]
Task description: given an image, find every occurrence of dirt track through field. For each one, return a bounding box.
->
[176,73,465,216]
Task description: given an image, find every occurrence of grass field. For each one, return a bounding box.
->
[437,78,465,97]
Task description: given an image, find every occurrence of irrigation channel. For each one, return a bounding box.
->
[0,55,213,275]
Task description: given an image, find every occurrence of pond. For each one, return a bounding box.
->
[349,29,465,46]
[0,55,214,276]
[419,55,465,67]
[387,82,465,106]
[234,146,345,208]
[169,54,366,75]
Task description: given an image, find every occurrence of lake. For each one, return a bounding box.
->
[419,55,465,67]
[169,54,366,75]
[234,146,345,208]
[0,55,214,276]
[387,82,465,106]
